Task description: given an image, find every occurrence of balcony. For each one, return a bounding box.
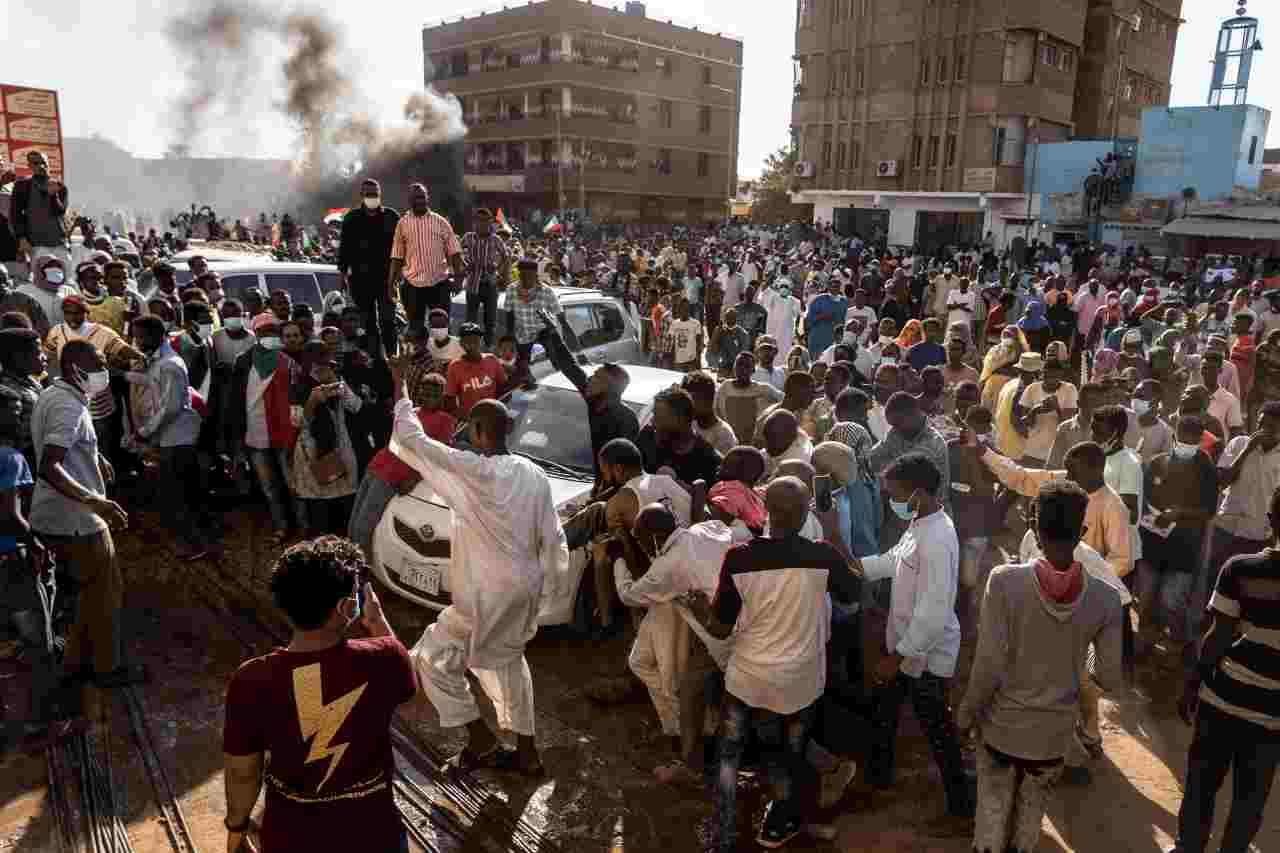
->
[431,44,641,85]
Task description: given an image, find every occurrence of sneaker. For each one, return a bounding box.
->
[817,759,857,809]
[757,802,802,849]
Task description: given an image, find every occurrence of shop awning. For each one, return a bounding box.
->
[1162,216,1280,240]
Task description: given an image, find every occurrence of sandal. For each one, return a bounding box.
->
[757,802,802,849]
[450,744,545,778]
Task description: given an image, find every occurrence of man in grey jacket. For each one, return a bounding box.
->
[957,480,1124,853]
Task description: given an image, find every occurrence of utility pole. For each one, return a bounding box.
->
[710,82,738,219]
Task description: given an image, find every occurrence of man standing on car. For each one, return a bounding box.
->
[461,209,511,349]
[338,179,400,357]
[506,259,577,383]
[9,151,69,273]
[388,183,463,340]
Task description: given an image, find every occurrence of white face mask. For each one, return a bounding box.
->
[260,337,283,351]
[84,370,110,396]
[45,268,65,285]
[198,323,214,339]
[1131,398,1150,415]
[431,328,450,342]
[842,331,859,345]
[363,196,381,209]
[224,317,245,332]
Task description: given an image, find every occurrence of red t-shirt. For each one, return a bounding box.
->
[365,409,455,487]
[222,636,416,852]
[446,355,507,417]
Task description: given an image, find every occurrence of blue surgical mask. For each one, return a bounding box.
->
[888,489,919,522]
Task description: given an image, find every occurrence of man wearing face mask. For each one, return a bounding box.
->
[421,307,463,375]
[17,256,74,331]
[461,209,510,349]
[848,453,974,833]
[173,301,216,398]
[30,340,135,723]
[127,316,209,560]
[388,183,464,340]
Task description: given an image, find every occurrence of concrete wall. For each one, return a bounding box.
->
[1135,104,1271,199]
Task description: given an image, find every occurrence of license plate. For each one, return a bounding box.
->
[402,564,441,596]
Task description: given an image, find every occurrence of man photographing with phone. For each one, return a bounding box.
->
[222,537,416,853]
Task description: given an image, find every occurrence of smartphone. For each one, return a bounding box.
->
[352,569,366,620]
[813,473,834,513]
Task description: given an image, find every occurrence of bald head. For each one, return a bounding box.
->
[765,476,811,537]
[634,503,678,540]
[762,409,799,458]
[719,445,767,485]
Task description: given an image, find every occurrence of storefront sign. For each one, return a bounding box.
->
[0,85,63,181]
[463,174,527,193]
[963,167,997,192]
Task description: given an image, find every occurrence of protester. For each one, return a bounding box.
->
[222,536,416,853]
[8,152,69,270]
[637,385,722,487]
[388,183,463,335]
[394,358,567,775]
[338,178,401,356]
[291,342,363,536]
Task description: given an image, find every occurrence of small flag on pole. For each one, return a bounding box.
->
[324,207,349,225]
[543,215,561,235]
[495,208,514,234]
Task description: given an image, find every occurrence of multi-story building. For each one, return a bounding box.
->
[423,0,742,226]
[788,0,1181,251]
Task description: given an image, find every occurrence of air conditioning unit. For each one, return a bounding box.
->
[793,161,816,178]
[877,159,898,177]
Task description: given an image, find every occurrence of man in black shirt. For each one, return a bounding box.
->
[636,385,722,488]
[337,179,400,357]
[539,312,639,485]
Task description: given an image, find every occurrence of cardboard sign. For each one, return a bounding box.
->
[0,85,63,181]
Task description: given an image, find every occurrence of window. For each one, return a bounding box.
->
[698,152,710,177]
[856,66,865,89]
[316,272,342,299]
[264,273,321,311]
[840,63,851,90]
[659,99,673,128]
[1249,135,1259,165]
[662,55,674,77]
[945,133,957,167]
[592,303,626,347]
[540,139,553,164]
[562,305,595,343]
[1040,43,1058,67]
[955,53,966,79]
[921,56,931,84]
[851,140,860,168]
[699,105,711,133]
[822,140,832,169]
[799,0,813,27]
[937,56,947,82]
[836,141,847,169]
[927,135,939,168]
[912,134,923,168]
[657,148,673,174]
[221,274,263,306]
[992,126,1006,164]
[1060,49,1074,72]
[702,65,712,85]
[1123,81,1133,100]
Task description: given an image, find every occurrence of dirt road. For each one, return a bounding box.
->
[2,494,1277,852]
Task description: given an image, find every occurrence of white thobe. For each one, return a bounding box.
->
[614,522,736,734]
[761,287,800,358]
[395,399,570,735]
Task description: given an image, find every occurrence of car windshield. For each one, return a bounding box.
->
[453,385,641,479]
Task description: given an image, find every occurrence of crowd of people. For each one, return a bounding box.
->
[3,154,1280,853]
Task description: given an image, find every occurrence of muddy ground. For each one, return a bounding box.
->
[1,477,1278,853]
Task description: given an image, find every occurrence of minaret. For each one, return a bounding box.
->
[1208,0,1262,106]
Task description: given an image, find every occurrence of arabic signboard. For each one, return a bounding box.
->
[464,174,527,193]
[0,85,64,181]
[963,167,997,192]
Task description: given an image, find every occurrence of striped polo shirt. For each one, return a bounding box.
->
[391,210,461,288]
[1200,548,1280,731]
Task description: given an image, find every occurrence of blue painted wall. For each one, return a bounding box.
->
[1025,140,1117,196]
[1135,105,1271,198]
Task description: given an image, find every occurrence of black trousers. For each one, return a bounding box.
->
[401,282,451,335]
[465,282,500,346]
[1175,701,1280,853]
[867,671,974,817]
[351,276,397,358]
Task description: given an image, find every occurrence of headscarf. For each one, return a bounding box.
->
[979,338,1019,384]
[1017,300,1048,331]
[1092,347,1120,379]
[708,480,767,531]
[896,318,924,350]
[813,441,856,486]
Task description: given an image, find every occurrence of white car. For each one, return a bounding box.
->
[370,365,684,626]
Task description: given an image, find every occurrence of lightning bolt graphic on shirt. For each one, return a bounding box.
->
[293,663,367,792]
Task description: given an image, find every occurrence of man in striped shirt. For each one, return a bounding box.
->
[387,183,463,339]
[461,209,510,348]
[1171,482,1280,853]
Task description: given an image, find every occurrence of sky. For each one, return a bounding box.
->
[1,0,1274,180]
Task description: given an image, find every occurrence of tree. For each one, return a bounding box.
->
[749,146,813,224]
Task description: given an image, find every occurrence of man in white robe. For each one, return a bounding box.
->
[393,375,569,775]
[760,277,801,359]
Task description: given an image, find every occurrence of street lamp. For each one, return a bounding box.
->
[709,82,739,219]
